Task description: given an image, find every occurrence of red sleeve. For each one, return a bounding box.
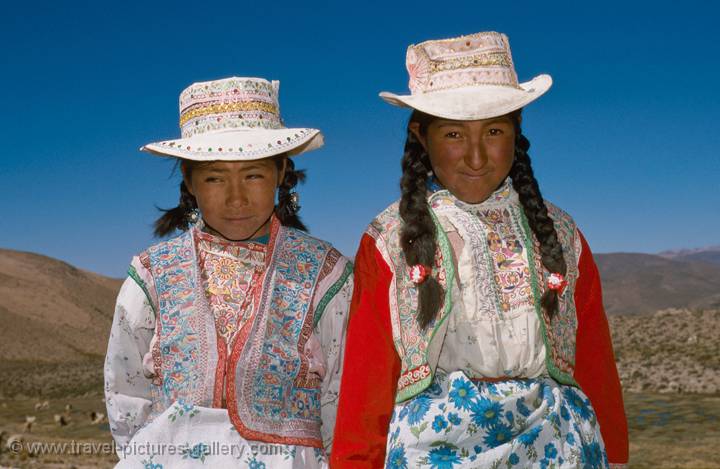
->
[330,233,401,468]
[573,231,629,465]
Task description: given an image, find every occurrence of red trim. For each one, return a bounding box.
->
[331,234,401,468]
[223,220,323,448]
[573,231,629,465]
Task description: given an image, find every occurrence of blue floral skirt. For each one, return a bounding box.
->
[385,370,608,468]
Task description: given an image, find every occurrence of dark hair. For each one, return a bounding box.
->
[400,110,566,329]
[153,155,307,238]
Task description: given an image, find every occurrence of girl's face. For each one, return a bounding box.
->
[411,115,516,204]
[184,159,284,241]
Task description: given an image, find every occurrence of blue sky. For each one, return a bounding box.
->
[2,1,719,277]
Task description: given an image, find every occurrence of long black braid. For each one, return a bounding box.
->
[400,110,566,329]
[274,157,308,231]
[153,155,307,238]
[399,112,444,330]
[509,127,567,318]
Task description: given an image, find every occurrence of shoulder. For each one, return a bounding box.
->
[283,227,353,272]
[543,199,578,230]
[367,200,402,243]
[145,230,192,257]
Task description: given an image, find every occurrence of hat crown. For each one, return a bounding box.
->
[179,77,284,138]
[406,31,520,95]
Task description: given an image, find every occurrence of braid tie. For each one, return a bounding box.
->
[399,122,444,329]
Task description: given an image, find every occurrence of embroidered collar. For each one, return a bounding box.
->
[428,177,519,213]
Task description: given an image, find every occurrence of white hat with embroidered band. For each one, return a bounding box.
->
[379,31,552,120]
[141,76,323,161]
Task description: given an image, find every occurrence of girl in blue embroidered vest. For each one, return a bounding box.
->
[104,77,353,469]
[332,33,628,468]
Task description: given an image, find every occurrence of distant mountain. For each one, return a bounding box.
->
[0,249,122,363]
[1,244,718,368]
[657,245,720,267]
[594,252,720,315]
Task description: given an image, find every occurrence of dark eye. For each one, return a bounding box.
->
[205,177,222,183]
[445,131,462,139]
[488,128,504,136]
[246,173,264,180]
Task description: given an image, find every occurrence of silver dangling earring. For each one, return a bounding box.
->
[186,208,201,225]
[288,191,300,214]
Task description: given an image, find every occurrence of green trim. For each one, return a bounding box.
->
[313,260,353,328]
[396,209,457,403]
[397,375,433,402]
[518,212,578,387]
[127,265,157,315]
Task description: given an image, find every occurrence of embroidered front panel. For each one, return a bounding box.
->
[372,182,583,402]
[228,226,331,447]
[369,204,455,402]
[195,232,266,350]
[148,232,217,411]
[540,203,581,380]
[431,188,536,322]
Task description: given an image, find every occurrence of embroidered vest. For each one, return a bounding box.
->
[369,190,582,403]
[146,220,337,447]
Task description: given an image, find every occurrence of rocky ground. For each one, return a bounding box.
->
[610,308,720,394]
[0,308,718,468]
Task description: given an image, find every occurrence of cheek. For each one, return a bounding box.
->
[428,144,463,175]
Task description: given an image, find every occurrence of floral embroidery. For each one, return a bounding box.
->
[182,442,210,462]
[228,223,336,447]
[196,231,266,348]
[147,218,340,447]
[369,179,582,402]
[167,400,199,422]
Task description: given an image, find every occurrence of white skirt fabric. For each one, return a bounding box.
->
[114,400,326,468]
[384,370,608,468]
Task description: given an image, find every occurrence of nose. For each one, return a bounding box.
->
[464,140,488,171]
[226,181,249,208]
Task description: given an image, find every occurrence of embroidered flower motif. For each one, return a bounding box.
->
[247,456,266,469]
[563,387,593,420]
[386,444,409,469]
[580,441,605,469]
[483,422,513,448]
[470,397,502,428]
[448,378,477,410]
[427,444,462,469]
[447,412,461,426]
[432,415,448,432]
[406,395,431,425]
[516,397,532,417]
[518,425,542,447]
[182,442,209,462]
[544,442,558,459]
[509,452,520,465]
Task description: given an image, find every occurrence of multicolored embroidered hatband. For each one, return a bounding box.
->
[380,32,552,120]
[142,77,323,161]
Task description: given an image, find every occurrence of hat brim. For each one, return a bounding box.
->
[379,74,552,120]
[141,127,323,161]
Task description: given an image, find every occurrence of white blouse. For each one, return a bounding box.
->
[431,179,548,379]
[104,231,353,468]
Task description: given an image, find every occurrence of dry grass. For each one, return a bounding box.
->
[1,391,718,468]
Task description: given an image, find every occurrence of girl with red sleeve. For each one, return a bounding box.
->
[332,32,628,468]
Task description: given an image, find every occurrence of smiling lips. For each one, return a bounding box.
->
[460,170,492,179]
